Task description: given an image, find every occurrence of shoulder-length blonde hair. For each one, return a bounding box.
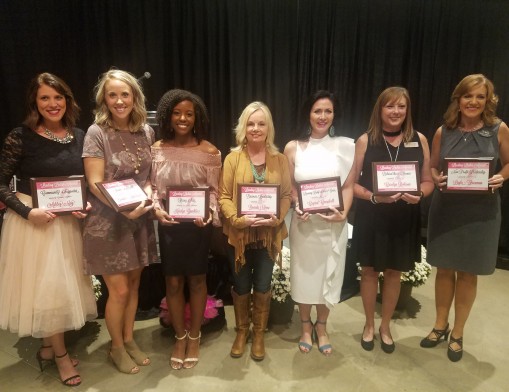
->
[367,86,414,145]
[93,69,147,132]
[23,72,80,130]
[444,74,499,129]
[231,101,279,155]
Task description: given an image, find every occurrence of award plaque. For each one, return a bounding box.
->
[237,184,280,218]
[372,161,420,195]
[166,186,210,222]
[443,157,494,193]
[297,177,343,214]
[96,178,149,212]
[30,175,86,215]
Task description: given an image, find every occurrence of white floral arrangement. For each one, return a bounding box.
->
[271,246,291,303]
[91,275,102,300]
[357,246,432,288]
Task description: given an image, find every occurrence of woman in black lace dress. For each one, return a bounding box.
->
[0,73,97,387]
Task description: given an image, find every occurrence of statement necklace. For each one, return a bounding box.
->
[43,128,74,144]
[118,132,143,174]
[250,159,266,183]
[383,137,401,162]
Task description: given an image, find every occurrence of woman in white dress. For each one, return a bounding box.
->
[284,91,355,356]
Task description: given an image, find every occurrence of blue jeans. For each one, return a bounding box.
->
[228,246,273,295]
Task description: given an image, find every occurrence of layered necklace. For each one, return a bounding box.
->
[383,130,402,162]
[43,128,74,144]
[118,132,143,174]
[250,160,266,183]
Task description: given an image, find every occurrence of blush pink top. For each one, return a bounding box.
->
[151,144,222,226]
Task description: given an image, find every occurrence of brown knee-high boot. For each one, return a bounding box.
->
[251,290,271,361]
[230,290,251,358]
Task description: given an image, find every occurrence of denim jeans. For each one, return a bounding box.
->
[228,246,273,295]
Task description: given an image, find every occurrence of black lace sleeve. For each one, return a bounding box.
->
[0,128,32,219]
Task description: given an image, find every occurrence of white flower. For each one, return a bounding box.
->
[91,275,102,300]
[271,246,291,303]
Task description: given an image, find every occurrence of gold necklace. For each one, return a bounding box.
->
[118,132,143,174]
[43,128,74,144]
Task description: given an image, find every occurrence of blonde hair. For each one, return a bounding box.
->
[93,69,147,132]
[367,86,414,145]
[444,74,499,129]
[231,101,279,155]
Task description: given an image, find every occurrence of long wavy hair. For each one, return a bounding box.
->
[156,89,209,142]
[296,90,340,142]
[367,86,414,145]
[231,101,279,156]
[23,72,80,130]
[443,74,499,129]
[93,69,147,132]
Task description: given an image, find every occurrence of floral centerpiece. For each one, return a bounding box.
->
[271,246,291,303]
[269,246,294,325]
[357,245,432,288]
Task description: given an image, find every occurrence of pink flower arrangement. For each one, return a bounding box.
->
[159,295,223,329]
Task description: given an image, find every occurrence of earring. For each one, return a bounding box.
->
[307,127,312,136]
[329,126,335,136]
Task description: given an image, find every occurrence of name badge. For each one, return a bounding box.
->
[404,142,418,148]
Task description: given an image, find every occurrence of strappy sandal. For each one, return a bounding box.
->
[447,335,463,362]
[170,331,188,370]
[298,320,313,353]
[124,340,151,366]
[36,345,54,372]
[36,345,79,372]
[109,345,140,374]
[55,352,81,387]
[420,323,450,348]
[314,320,332,356]
[183,331,201,369]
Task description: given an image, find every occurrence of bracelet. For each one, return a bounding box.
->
[419,191,424,199]
[370,193,378,204]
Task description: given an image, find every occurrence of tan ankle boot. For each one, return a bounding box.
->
[230,290,251,358]
[251,290,271,361]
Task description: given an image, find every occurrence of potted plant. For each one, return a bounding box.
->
[268,246,294,325]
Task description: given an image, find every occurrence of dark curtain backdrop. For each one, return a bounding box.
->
[1,0,508,152]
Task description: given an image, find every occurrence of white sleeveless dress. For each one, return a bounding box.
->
[289,135,355,308]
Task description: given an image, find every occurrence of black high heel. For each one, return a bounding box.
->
[36,345,53,372]
[420,323,450,348]
[447,336,463,362]
[55,352,82,387]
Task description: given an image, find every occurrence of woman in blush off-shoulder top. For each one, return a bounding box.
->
[151,89,221,370]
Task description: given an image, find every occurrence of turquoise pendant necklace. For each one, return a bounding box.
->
[250,160,266,182]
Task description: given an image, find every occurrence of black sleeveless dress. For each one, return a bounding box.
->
[352,132,424,272]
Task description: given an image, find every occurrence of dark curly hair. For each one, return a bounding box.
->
[156,89,209,142]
